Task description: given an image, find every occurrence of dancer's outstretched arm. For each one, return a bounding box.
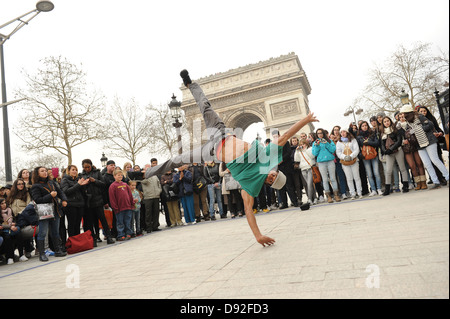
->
[241,189,275,247]
[276,112,319,146]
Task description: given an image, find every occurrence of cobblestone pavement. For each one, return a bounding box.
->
[0,187,448,299]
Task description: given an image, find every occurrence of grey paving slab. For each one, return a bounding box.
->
[0,186,448,299]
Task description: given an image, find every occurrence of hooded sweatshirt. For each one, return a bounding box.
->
[108,181,134,214]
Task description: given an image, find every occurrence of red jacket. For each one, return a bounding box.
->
[108,181,134,214]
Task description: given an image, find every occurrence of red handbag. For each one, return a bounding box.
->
[65,230,94,254]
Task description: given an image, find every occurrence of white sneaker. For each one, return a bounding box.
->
[341,193,348,200]
[19,255,28,262]
[351,194,356,200]
[377,189,383,196]
[7,258,14,265]
[369,190,377,197]
[319,196,325,203]
[313,198,318,205]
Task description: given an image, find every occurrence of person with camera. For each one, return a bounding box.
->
[79,159,115,245]
[312,129,341,203]
[161,169,183,227]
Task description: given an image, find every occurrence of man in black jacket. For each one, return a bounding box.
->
[272,130,299,208]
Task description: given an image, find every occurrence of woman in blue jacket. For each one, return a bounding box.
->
[173,164,196,224]
[312,129,341,203]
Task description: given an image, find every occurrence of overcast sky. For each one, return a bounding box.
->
[1,0,449,171]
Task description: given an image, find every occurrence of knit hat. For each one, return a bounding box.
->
[106,160,115,166]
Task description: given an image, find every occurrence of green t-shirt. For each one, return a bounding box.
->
[226,140,283,197]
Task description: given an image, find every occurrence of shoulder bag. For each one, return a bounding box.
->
[300,150,321,184]
[340,143,358,166]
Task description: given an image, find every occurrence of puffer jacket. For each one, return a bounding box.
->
[311,140,336,163]
[79,168,105,208]
[30,178,67,217]
[61,174,85,208]
[15,203,39,228]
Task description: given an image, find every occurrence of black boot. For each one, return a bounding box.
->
[180,69,192,87]
[52,237,67,257]
[382,184,391,196]
[106,236,115,245]
[402,181,409,193]
[37,240,48,262]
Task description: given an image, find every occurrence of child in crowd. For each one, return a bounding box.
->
[109,169,135,241]
[129,180,142,236]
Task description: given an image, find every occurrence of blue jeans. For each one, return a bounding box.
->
[317,160,338,193]
[335,161,348,195]
[116,210,133,238]
[207,184,224,216]
[418,143,449,184]
[180,195,195,223]
[363,158,382,191]
[37,215,60,241]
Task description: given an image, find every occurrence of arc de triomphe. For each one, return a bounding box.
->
[180,52,313,144]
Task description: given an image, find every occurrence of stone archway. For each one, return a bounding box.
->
[180,52,314,144]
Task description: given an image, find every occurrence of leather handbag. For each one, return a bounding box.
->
[361,144,377,160]
[65,230,94,254]
[300,150,322,184]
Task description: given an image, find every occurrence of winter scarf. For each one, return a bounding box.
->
[411,117,429,148]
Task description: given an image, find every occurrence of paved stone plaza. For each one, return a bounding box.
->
[0,187,448,299]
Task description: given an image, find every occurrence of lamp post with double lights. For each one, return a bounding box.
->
[343,105,364,124]
[0,1,54,183]
[168,94,183,155]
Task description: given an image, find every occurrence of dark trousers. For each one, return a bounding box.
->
[144,198,160,232]
[66,206,83,237]
[83,205,112,238]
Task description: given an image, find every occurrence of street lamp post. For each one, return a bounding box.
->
[100,153,108,168]
[0,1,54,183]
[168,94,183,155]
[343,106,363,124]
[400,89,410,106]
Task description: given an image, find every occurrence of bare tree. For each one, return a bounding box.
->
[360,42,449,119]
[146,104,191,160]
[103,97,152,166]
[14,56,105,166]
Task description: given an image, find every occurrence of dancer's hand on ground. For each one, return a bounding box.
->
[257,235,275,247]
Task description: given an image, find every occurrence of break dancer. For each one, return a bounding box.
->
[146,70,318,247]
